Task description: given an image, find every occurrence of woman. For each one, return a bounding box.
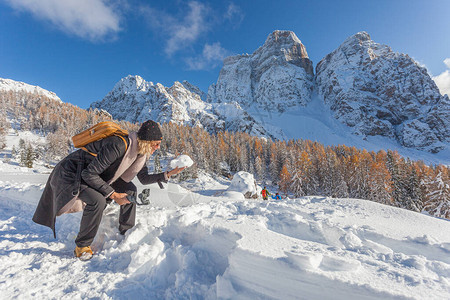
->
[33,120,185,259]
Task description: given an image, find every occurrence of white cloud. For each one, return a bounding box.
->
[139,2,242,69]
[186,42,228,70]
[141,1,210,56]
[224,3,244,27]
[432,58,450,96]
[444,58,450,69]
[4,0,121,41]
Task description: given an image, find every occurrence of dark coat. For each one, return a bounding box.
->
[33,135,166,237]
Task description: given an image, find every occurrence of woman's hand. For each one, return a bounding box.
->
[167,166,187,178]
[110,192,131,205]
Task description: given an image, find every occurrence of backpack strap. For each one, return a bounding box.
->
[81,135,128,157]
[80,146,96,157]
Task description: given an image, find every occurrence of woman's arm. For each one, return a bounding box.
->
[81,137,126,197]
[136,164,166,185]
[137,165,187,185]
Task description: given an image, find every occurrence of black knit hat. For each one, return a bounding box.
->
[137,120,163,141]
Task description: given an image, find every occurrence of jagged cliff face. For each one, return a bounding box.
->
[91,75,204,124]
[208,30,314,113]
[90,75,274,138]
[315,32,449,152]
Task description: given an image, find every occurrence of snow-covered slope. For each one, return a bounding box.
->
[0,78,61,102]
[0,166,449,299]
[316,32,449,153]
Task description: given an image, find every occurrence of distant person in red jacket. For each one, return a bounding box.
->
[261,187,269,200]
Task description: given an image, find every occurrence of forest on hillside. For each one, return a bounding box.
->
[1,89,449,220]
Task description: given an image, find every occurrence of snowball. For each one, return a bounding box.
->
[170,155,194,169]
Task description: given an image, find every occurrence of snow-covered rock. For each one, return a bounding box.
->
[208,30,314,113]
[315,32,449,152]
[227,171,258,199]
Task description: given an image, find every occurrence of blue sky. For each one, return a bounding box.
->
[1,0,449,109]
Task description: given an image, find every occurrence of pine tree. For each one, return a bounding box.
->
[0,114,7,149]
[25,143,36,168]
[279,164,291,194]
[18,138,25,150]
[290,151,310,197]
[19,147,27,167]
[326,149,348,198]
[368,159,392,205]
[386,150,407,208]
[404,166,423,212]
[16,138,27,166]
[254,155,264,182]
[0,132,5,149]
[11,145,17,158]
[422,166,450,219]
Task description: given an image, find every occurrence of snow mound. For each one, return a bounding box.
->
[221,190,246,200]
[227,171,257,198]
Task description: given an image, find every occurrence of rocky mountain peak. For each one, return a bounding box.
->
[259,30,309,59]
[112,75,154,93]
[208,30,314,112]
[344,31,371,44]
[315,32,449,152]
[253,30,313,76]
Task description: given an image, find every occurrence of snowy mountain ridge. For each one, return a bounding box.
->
[0,78,61,102]
[316,31,450,153]
[90,30,449,160]
[90,75,275,138]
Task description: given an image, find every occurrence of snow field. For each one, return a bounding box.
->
[1,173,450,299]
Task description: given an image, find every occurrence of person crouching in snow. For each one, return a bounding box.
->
[32,120,186,260]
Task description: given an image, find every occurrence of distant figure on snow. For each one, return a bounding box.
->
[32,120,186,260]
[272,192,282,200]
[261,186,270,200]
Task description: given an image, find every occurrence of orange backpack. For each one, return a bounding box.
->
[72,121,128,157]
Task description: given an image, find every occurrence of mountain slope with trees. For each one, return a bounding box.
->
[1,79,448,220]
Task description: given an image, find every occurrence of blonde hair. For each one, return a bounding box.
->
[137,139,161,155]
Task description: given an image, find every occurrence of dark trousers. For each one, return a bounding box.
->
[75,179,137,247]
